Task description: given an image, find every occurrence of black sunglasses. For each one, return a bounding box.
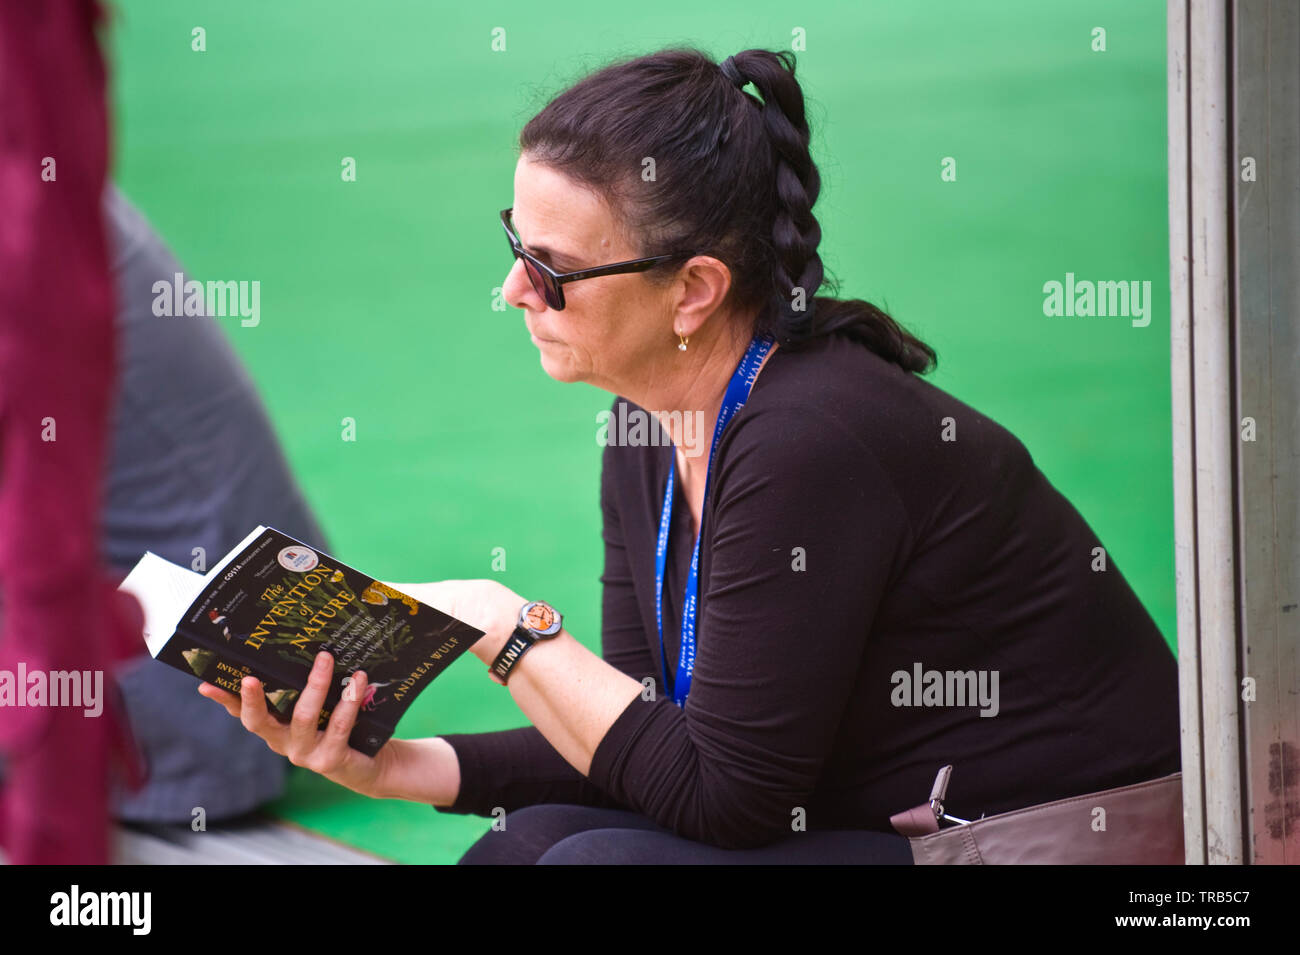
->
[501,207,696,311]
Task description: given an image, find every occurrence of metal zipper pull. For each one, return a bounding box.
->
[928,764,973,826]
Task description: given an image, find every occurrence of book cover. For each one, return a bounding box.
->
[117,525,483,756]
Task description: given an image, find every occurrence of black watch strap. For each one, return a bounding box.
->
[490,625,537,683]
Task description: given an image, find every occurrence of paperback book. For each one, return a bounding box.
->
[117,526,482,755]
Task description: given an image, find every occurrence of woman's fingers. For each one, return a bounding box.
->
[239,675,288,753]
[198,681,241,716]
[201,652,373,774]
[287,650,334,760]
[313,670,366,769]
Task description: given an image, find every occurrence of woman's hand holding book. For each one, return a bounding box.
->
[198,649,459,803]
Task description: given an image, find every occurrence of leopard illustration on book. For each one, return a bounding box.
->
[360,580,420,615]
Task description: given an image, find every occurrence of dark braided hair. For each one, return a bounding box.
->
[517,46,937,375]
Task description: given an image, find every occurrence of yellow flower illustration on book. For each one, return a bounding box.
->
[360,580,419,615]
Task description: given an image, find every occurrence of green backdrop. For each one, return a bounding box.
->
[105,0,1173,863]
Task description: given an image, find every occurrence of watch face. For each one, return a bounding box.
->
[522,601,561,636]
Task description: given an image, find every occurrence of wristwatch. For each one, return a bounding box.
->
[490,600,563,684]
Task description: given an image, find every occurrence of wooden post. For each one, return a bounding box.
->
[1169,0,1300,865]
[1234,0,1300,866]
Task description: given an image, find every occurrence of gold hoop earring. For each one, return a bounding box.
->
[677,333,689,352]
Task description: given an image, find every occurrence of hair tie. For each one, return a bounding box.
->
[719,55,746,89]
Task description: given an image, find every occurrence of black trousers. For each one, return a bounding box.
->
[457,804,915,864]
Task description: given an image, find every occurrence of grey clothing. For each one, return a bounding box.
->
[99,185,329,822]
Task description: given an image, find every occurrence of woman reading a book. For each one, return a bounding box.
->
[202,47,1181,864]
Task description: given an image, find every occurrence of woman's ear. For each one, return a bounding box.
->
[670,255,734,336]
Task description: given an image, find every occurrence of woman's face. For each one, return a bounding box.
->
[503,154,730,393]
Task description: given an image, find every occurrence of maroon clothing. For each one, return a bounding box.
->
[439,332,1180,849]
[0,0,146,864]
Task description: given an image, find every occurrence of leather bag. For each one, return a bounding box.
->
[889,765,1185,864]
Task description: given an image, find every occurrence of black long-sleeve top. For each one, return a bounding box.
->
[436,331,1181,849]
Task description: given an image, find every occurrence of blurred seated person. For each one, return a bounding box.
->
[98,184,329,823]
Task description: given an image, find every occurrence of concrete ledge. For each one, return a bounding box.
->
[110,812,393,865]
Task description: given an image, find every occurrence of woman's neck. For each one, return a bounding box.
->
[620,324,776,481]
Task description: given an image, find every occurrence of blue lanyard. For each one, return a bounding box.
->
[654,331,776,707]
